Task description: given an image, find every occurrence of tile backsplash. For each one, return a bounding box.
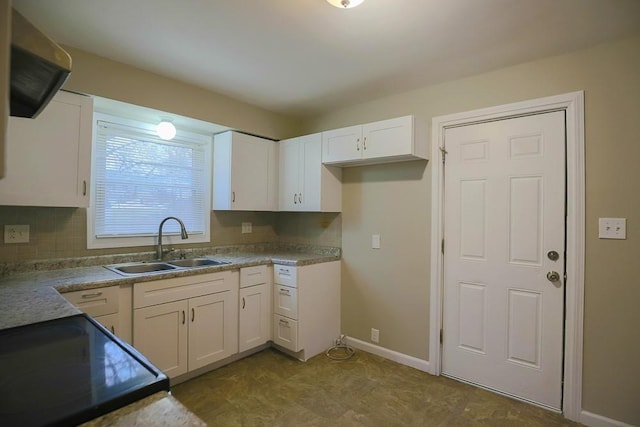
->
[0,206,341,263]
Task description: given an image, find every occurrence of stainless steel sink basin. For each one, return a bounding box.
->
[166,258,229,268]
[106,262,177,275]
[105,258,230,276]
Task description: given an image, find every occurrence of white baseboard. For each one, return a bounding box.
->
[580,410,635,427]
[345,336,431,373]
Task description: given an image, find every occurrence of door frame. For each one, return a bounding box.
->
[428,91,585,421]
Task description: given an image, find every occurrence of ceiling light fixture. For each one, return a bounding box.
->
[326,0,365,8]
[156,119,176,140]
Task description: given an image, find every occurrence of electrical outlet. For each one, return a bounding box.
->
[241,222,252,234]
[371,328,379,343]
[4,225,30,243]
[598,218,626,239]
[372,234,381,249]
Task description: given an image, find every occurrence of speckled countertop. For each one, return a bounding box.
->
[0,244,339,426]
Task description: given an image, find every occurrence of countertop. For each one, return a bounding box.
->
[0,248,340,330]
[0,245,340,426]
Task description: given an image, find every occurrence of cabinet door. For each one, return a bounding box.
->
[232,133,269,210]
[301,133,323,211]
[239,283,270,352]
[188,290,239,370]
[0,90,93,207]
[278,138,303,211]
[362,116,413,160]
[321,125,362,164]
[214,131,277,211]
[133,300,188,378]
[94,312,120,336]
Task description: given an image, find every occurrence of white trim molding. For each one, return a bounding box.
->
[580,411,636,427]
[429,91,585,422]
[345,336,431,373]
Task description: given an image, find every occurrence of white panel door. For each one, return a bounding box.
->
[362,115,413,160]
[239,283,270,352]
[301,133,322,211]
[188,290,238,370]
[231,133,269,210]
[322,125,362,163]
[278,138,302,211]
[442,111,565,410]
[133,300,188,378]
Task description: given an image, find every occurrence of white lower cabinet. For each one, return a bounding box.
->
[133,271,239,379]
[61,284,132,344]
[271,261,340,361]
[239,265,271,353]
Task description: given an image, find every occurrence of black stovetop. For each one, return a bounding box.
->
[0,314,169,426]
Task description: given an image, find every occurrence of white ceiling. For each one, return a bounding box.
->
[12,0,640,118]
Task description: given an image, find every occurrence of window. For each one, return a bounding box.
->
[88,113,211,249]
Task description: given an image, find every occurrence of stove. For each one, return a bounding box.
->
[0,314,169,426]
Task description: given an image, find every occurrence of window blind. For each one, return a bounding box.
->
[94,120,207,238]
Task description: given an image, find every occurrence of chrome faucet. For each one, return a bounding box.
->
[157,216,189,260]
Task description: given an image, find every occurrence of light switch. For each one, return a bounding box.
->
[241,222,252,234]
[598,218,626,239]
[372,234,381,249]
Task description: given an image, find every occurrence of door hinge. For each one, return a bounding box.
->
[439,146,448,164]
[441,238,445,254]
[440,329,443,344]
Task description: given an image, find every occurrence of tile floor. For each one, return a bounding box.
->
[171,348,581,426]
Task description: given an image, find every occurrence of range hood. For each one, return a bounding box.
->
[10,9,71,118]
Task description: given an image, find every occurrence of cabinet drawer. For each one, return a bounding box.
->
[134,270,238,309]
[63,285,119,317]
[273,265,297,287]
[240,265,268,288]
[274,284,298,319]
[273,314,299,352]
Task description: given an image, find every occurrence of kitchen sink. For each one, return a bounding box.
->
[106,262,177,275]
[105,258,230,276]
[166,258,229,268]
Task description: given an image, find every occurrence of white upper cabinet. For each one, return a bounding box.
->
[278,133,341,212]
[322,115,428,167]
[0,90,93,207]
[213,131,278,211]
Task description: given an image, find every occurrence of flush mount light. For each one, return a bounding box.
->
[156,119,176,140]
[326,0,365,8]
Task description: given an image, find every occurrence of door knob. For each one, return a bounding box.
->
[547,250,559,261]
[546,271,560,282]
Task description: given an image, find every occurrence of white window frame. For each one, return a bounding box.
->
[87,112,212,249]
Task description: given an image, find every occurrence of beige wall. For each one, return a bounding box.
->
[61,46,304,140]
[0,47,340,263]
[305,35,640,425]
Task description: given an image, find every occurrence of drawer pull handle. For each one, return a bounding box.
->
[279,319,289,325]
[191,308,195,322]
[242,297,246,309]
[83,180,87,196]
[110,325,115,334]
[182,310,186,325]
[279,288,290,295]
[81,292,103,299]
[232,191,236,203]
